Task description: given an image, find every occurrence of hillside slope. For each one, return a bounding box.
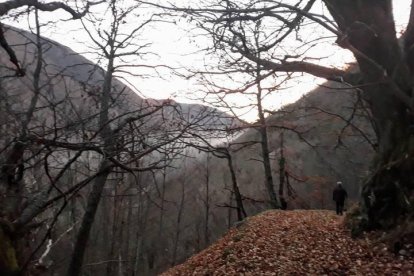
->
[143,80,376,274]
[0,25,239,132]
[0,25,240,275]
[163,210,414,275]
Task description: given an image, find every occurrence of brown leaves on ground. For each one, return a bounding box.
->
[162,210,414,275]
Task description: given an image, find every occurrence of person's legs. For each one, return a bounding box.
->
[338,202,344,215]
[336,202,340,215]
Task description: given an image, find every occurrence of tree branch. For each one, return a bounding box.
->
[0,0,103,76]
[0,0,103,18]
[250,58,348,82]
[0,23,25,76]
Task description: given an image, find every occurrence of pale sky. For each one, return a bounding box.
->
[3,0,411,121]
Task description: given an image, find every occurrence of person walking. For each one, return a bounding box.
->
[333,181,348,215]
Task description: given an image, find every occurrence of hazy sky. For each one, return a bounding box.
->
[3,0,411,121]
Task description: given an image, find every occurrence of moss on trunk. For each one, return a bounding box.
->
[361,149,414,229]
[0,226,20,276]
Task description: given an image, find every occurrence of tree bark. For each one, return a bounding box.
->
[204,154,210,246]
[226,153,247,220]
[278,133,287,210]
[67,51,115,276]
[66,163,111,276]
[171,180,185,266]
[0,224,19,276]
[256,68,279,209]
[106,182,120,276]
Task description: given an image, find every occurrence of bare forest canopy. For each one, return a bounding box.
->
[0,0,413,275]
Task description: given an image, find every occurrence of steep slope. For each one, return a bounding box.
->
[231,81,375,207]
[0,25,240,276]
[0,25,239,133]
[162,210,414,275]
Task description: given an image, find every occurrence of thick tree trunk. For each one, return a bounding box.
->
[259,123,279,208]
[0,225,19,276]
[66,163,111,276]
[226,153,247,220]
[106,183,120,276]
[67,52,115,275]
[325,0,414,229]
[278,133,287,210]
[361,151,414,229]
[256,70,279,209]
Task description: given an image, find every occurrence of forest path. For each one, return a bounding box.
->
[162,210,414,275]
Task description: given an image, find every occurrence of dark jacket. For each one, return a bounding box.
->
[333,186,348,203]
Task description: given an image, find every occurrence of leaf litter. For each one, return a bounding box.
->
[162,210,414,275]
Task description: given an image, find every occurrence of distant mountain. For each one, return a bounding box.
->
[0,25,242,276]
[0,25,240,134]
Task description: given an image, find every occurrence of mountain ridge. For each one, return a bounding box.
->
[0,24,241,131]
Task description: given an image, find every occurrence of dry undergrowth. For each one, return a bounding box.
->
[162,210,414,275]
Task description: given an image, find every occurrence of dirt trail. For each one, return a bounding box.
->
[162,210,414,275]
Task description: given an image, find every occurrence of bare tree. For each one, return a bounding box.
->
[0,2,196,275]
[142,0,414,232]
[183,133,248,221]
[65,2,188,275]
[0,10,93,274]
[0,0,103,76]
[0,3,108,273]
